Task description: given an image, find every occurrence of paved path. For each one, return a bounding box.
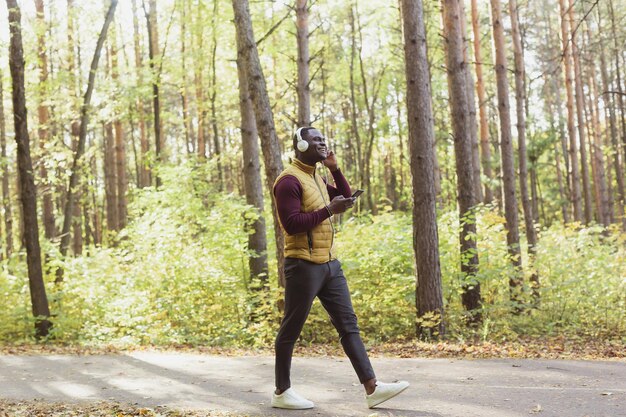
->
[0,353,624,416]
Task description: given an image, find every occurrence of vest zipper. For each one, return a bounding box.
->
[312,169,335,261]
[307,231,313,255]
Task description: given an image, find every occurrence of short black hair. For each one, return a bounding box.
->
[292,126,316,150]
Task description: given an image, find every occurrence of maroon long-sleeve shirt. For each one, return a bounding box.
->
[274,167,351,235]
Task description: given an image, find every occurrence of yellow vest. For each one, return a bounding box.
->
[274,159,335,264]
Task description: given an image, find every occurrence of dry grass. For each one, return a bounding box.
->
[1,337,624,360]
[0,400,257,417]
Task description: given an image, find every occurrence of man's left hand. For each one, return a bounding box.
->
[322,150,339,172]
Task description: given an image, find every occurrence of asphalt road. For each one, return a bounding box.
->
[0,353,624,416]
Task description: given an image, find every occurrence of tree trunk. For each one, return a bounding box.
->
[598,9,625,228]
[180,0,195,154]
[401,0,444,338]
[558,0,582,222]
[384,151,399,209]
[34,0,55,240]
[104,122,118,231]
[394,84,407,209]
[470,0,493,203]
[508,0,538,301]
[6,0,52,337]
[490,0,524,309]
[582,24,610,227]
[546,85,569,224]
[529,158,541,223]
[441,0,481,322]
[210,0,223,190]
[553,70,572,223]
[145,0,162,186]
[72,190,83,255]
[458,0,482,204]
[355,4,384,214]
[588,71,610,227]
[67,0,80,140]
[194,74,206,159]
[0,72,13,258]
[296,0,311,126]
[348,5,363,202]
[131,0,150,188]
[232,0,285,286]
[567,0,592,224]
[57,0,118,282]
[192,4,206,161]
[90,154,103,246]
[111,29,128,229]
[608,0,626,185]
[237,55,269,289]
[68,1,83,254]
[608,1,626,228]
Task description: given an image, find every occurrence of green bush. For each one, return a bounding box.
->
[0,168,624,346]
[0,163,280,346]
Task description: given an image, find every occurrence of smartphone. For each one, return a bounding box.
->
[351,189,364,199]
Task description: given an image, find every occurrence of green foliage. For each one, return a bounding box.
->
[296,207,626,344]
[1,186,624,346]
[0,163,279,346]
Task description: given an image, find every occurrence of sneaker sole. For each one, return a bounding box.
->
[271,403,314,410]
[368,384,410,409]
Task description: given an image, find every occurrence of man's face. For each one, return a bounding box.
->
[302,129,328,161]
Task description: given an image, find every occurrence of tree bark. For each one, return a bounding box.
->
[57,0,118,281]
[558,0,582,222]
[598,8,625,228]
[355,4,384,214]
[545,82,569,224]
[111,28,128,229]
[232,0,285,286]
[348,5,363,205]
[34,0,55,240]
[0,72,13,258]
[145,0,162,186]
[552,66,572,223]
[67,0,83,255]
[490,0,524,309]
[470,0,493,203]
[508,0,538,301]
[209,0,223,189]
[296,0,311,126]
[608,0,626,190]
[441,0,481,322]
[131,0,150,188]
[237,55,269,289]
[458,0,482,204]
[180,0,195,154]
[401,0,445,338]
[192,4,207,160]
[6,0,52,337]
[104,122,118,231]
[582,25,610,227]
[567,0,592,224]
[588,70,610,227]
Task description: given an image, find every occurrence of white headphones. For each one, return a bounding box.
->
[295,127,309,152]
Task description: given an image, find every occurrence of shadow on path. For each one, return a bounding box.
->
[0,354,624,417]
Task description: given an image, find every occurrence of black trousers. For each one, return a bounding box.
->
[274,258,376,391]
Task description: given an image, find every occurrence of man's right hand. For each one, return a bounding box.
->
[327,196,355,215]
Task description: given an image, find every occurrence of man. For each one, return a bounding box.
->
[271,126,409,410]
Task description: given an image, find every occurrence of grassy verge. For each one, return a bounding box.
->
[1,337,624,360]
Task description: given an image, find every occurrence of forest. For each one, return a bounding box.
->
[0,0,624,348]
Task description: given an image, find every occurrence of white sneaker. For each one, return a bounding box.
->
[271,388,314,409]
[366,380,410,408]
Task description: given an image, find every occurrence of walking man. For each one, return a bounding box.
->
[271,126,409,409]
